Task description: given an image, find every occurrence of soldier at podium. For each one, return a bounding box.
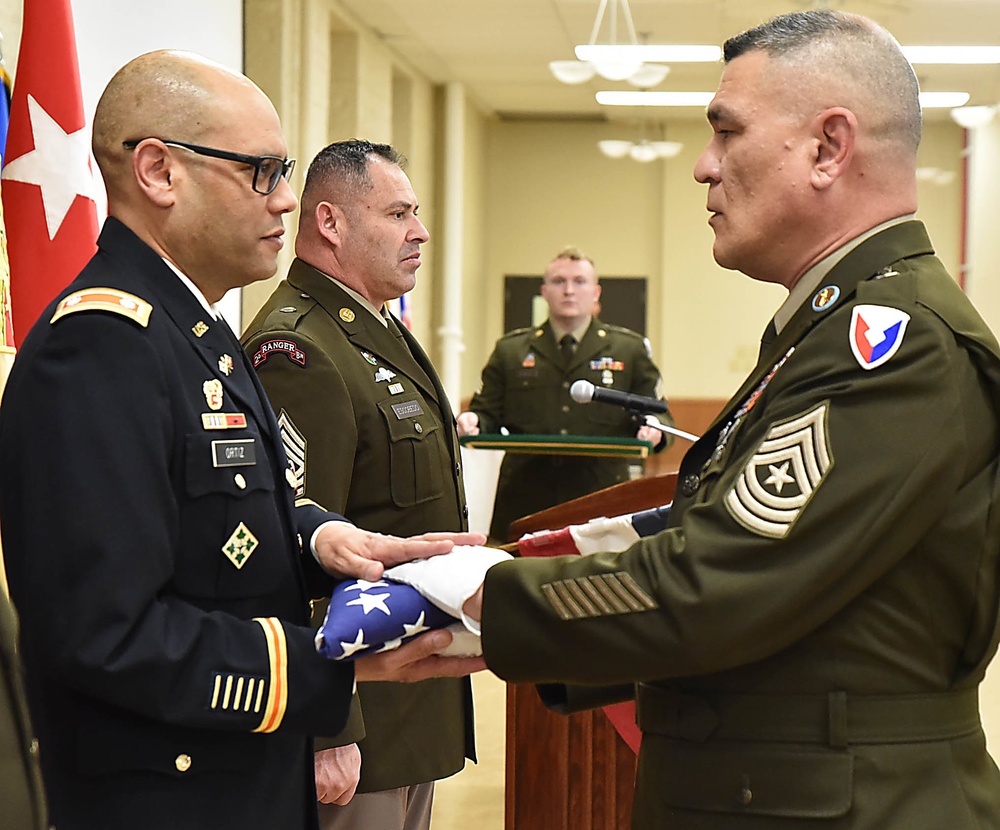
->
[456,246,674,541]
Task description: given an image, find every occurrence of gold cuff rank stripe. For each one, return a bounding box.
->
[51,288,153,327]
[542,572,658,620]
[209,671,267,715]
[252,617,289,733]
[725,402,833,539]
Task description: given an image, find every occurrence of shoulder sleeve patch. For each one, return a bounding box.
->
[849,305,911,370]
[251,338,308,369]
[725,402,833,539]
[50,288,153,327]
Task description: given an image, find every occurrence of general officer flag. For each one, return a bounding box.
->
[1,0,99,347]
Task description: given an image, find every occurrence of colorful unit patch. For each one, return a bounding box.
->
[850,305,910,370]
[50,288,153,327]
[222,522,258,569]
[252,339,307,368]
[725,403,832,539]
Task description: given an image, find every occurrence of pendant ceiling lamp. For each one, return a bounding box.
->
[549,0,670,87]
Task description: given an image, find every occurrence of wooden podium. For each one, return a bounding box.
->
[502,472,678,830]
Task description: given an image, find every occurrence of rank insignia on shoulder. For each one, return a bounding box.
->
[849,304,910,370]
[203,379,224,411]
[811,285,841,312]
[202,412,247,430]
[192,321,210,337]
[218,354,234,376]
[51,288,153,327]
[360,350,378,365]
[222,522,258,570]
[725,403,832,540]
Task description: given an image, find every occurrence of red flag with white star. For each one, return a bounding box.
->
[1,0,99,347]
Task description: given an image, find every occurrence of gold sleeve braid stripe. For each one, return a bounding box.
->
[542,572,658,621]
[209,672,266,714]
[252,617,289,733]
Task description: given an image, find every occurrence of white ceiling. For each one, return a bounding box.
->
[336,0,1000,122]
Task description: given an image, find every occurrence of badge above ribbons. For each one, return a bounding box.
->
[725,403,833,539]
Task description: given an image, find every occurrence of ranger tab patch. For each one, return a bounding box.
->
[725,403,833,539]
[850,305,910,370]
[252,339,307,368]
[50,288,153,327]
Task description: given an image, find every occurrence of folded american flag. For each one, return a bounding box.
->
[315,578,460,661]
[515,503,672,557]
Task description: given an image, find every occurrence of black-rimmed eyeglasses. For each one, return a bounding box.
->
[122,139,295,195]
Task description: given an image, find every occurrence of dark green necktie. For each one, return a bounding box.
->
[560,334,576,364]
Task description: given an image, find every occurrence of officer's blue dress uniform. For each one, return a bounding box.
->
[0,218,355,830]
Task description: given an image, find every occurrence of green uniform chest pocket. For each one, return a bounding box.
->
[377,399,445,507]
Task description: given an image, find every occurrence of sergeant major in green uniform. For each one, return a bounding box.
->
[457,247,674,540]
[244,141,475,830]
[461,11,1000,829]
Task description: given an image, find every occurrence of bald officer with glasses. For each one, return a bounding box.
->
[0,50,483,830]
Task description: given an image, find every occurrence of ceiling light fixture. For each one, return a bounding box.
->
[903,46,1000,64]
[598,138,684,163]
[549,0,681,86]
[595,91,971,109]
[950,105,998,129]
[596,90,714,107]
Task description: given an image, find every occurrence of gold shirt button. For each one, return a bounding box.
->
[175,753,192,773]
[234,473,247,490]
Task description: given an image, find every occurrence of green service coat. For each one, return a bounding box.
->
[0,592,47,830]
[243,259,475,793]
[480,222,1000,829]
[468,318,673,539]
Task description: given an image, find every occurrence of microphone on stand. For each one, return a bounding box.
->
[569,379,670,414]
[569,380,700,443]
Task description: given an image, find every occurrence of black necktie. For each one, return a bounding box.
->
[560,334,576,364]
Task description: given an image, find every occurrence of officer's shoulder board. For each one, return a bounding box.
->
[50,288,153,327]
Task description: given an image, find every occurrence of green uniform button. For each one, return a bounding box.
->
[681,474,700,496]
